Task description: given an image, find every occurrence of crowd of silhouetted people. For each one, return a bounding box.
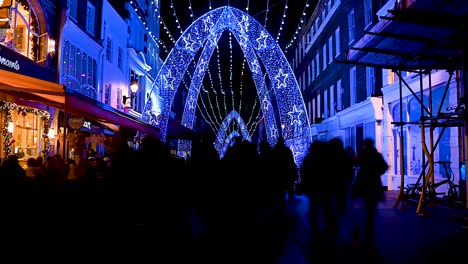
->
[0,133,388,263]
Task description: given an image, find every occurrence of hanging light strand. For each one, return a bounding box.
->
[246,96,260,135]
[216,44,227,118]
[229,32,235,113]
[275,0,288,43]
[286,0,310,51]
[197,87,218,134]
[264,0,270,28]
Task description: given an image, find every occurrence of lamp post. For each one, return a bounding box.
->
[123,81,139,108]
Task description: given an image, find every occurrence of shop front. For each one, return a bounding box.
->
[0,44,64,168]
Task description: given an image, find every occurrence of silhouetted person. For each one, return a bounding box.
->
[354,138,388,246]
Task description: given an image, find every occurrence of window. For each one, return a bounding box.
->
[317,92,321,119]
[10,110,45,163]
[311,58,315,81]
[324,89,329,119]
[67,0,78,20]
[312,98,316,123]
[0,0,46,62]
[118,47,123,69]
[335,27,340,57]
[337,79,342,111]
[348,9,355,44]
[104,83,111,104]
[364,0,373,27]
[322,44,327,70]
[349,66,356,105]
[307,64,311,84]
[62,39,98,99]
[117,89,123,109]
[330,84,335,116]
[328,36,333,64]
[366,66,375,97]
[106,37,112,62]
[315,51,320,77]
[86,2,95,35]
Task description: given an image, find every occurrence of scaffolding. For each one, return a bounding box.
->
[346,0,468,213]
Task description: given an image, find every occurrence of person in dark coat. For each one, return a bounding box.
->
[354,138,388,245]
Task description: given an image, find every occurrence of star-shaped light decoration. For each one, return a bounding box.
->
[270,124,278,139]
[203,15,214,32]
[262,95,271,110]
[162,70,176,90]
[187,94,197,110]
[207,32,218,48]
[288,104,303,126]
[256,30,268,50]
[274,68,288,89]
[183,33,198,52]
[250,59,260,75]
[238,14,249,33]
[198,58,208,74]
[238,34,248,50]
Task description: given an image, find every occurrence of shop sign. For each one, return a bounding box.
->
[83,121,91,129]
[0,54,20,71]
[68,115,84,129]
[0,44,55,81]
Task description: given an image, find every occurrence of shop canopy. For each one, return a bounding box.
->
[0,69,160,137]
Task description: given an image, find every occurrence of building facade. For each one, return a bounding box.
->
[290,0,464,196]
[290,0,385,154]
[0,0,62,167]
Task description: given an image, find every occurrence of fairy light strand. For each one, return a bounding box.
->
[286,0,310,51]
[275,0,288,43]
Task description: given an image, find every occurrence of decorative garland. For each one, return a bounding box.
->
[0,101,51,158]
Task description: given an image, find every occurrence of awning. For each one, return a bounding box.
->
[0,69,160,137]
[0,69,65,108]
[65,88,160,137]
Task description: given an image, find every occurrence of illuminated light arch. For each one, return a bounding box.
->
[219,130,241,160]
[143,6,311,164]
[214,110,251,155]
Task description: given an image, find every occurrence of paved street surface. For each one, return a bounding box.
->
[2,191,466,263]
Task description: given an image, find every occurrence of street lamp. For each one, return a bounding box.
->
[122,81,139,107]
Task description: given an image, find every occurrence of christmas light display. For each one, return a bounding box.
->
[0,101,51,158]
[143,6,311,164]
[214,110,251,156]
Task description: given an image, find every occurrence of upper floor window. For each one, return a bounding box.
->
[336,79,342,111]
[335,27,340,57]
[349,66,356,105]
[366,66,375,97]
[106,37,112,62]
[62,39,98,99]
[104,83,111,104]
[328,36,333,64]
[118,47,123,70]
[0,0,48,62]
[67,0,78,21]
[364,0,373,28]
[348,9,355,44]
[86,2,95,35]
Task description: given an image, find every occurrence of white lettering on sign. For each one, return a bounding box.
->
[83,121,91,129]
[0,55,20,71]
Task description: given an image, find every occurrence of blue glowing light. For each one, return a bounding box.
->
[143,6,311,165]
[214,110,251,157]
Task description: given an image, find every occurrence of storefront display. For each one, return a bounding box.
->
[0,100,51,166]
